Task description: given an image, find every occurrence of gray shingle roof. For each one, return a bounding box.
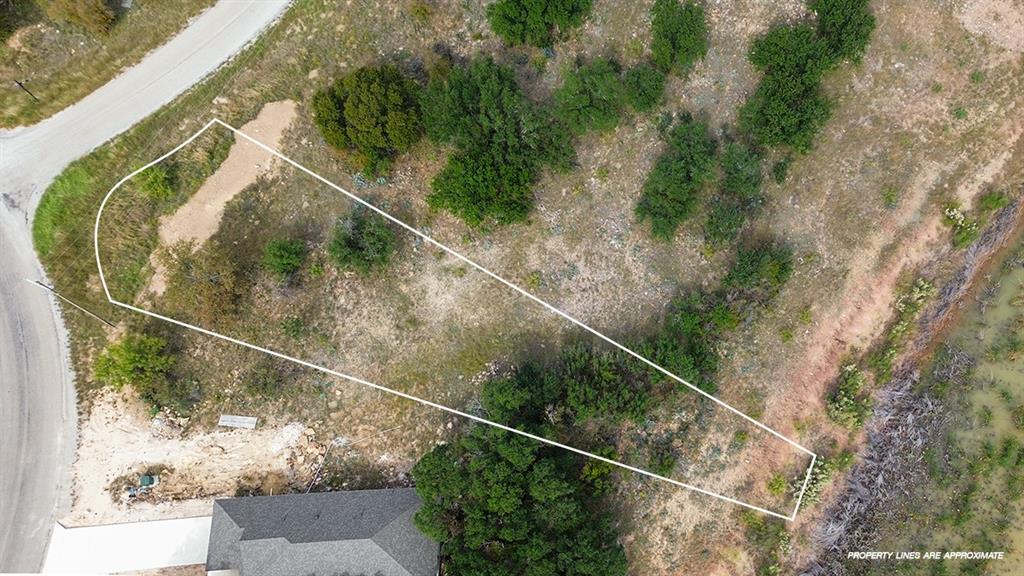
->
[207,488,438,576]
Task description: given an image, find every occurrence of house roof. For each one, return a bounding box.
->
[206,488,439,576]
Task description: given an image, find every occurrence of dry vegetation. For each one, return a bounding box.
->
[34,0,1024,573]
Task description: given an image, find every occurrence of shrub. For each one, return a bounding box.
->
[328,208,396,272]
[560,343,650,424]
[706,143,764,244]
[739,24,833,152]
[723,241,793,301]
[635,117,716,241]
[137,165,175,201]
[650,0,708,75]
[262,238,306,279]
[95,333,174,391]
[554,58,626,134]
[312,65,422,172]
[486,0,593,47]
[422,56,572,226]
[811,0,875,64]
[826,364,871,427]
[44,0,114,35]
[411,426,627,576]
[704,197,746,246]
[623,63,667,112]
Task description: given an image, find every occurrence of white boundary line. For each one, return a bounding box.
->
[92,118,818,521]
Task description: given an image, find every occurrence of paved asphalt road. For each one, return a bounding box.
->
[0,1,290,570]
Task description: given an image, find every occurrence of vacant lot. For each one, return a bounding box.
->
[37,0,1024,573]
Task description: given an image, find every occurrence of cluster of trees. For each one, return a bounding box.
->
[421,56,573,226]
[94,332,196,413]
[705,142,764,245]
[486,0,593,47]
[554,58,667,134]
[412,237,794,572]
[312,64,423,175]
[740,0,875,151]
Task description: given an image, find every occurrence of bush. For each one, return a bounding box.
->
[811,0,875,64]
[262,238,306,279]
[739,24,833,152]
[328,208,396,272]
[826,364,871,427]
[554,58,626,134]
[706,143,764,245]
[486,0,593,47]
[312,65,422,172]
[412,427,627,576]
[560,343,650,424]
[94,333,195,412]
[723,241,793,301]
[137,165,175,201]
[650,0,708,75]
[623,63,667,112]
[635,117,716,241]
[44,0,114,35]
[422,56,572,226]
[95,333,174,391]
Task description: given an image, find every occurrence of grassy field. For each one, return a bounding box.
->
[0,0,214,127]
[33,0,1024,573]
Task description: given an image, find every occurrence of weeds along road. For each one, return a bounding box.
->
[0,1,290,570]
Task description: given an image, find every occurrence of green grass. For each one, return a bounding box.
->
[33,163,102,257]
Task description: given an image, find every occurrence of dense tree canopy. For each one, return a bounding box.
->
[421,56,572,226]
[623,63,667,112]
[554,58,626,134]
[635,117,716,241]
[739,24,832,152]
[650,0,708,75]
[312,64,422,173]
[811,0,876,64]
[412,369,627,576]
[486,0,593,47]
[705,142,764,245]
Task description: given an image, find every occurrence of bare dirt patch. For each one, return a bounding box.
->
[147,99,297,295]
[63,388,306,526]
[959,0,1024,54]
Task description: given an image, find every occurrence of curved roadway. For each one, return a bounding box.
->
[0,1,290,570]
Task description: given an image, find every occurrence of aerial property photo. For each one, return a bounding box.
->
[2,0,1024,575]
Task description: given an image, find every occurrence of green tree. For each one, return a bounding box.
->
[650,0,708,75]
[635,117,716,241]
[556,59,624,131]
[328,207,396,272]
[43,0,113,35]
[312,64,422,172]
[555,58,626,134]
[739,24,832,151]
[412,424,627,576]
[811,0,875,64]
[486,0,593,47]
[623,63,666,112]
[421,56,572,226]
[262,238,306,279]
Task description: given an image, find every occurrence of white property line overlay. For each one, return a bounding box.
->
[93,118,818,521]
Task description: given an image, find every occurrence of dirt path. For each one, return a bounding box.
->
[148,99,297,295]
